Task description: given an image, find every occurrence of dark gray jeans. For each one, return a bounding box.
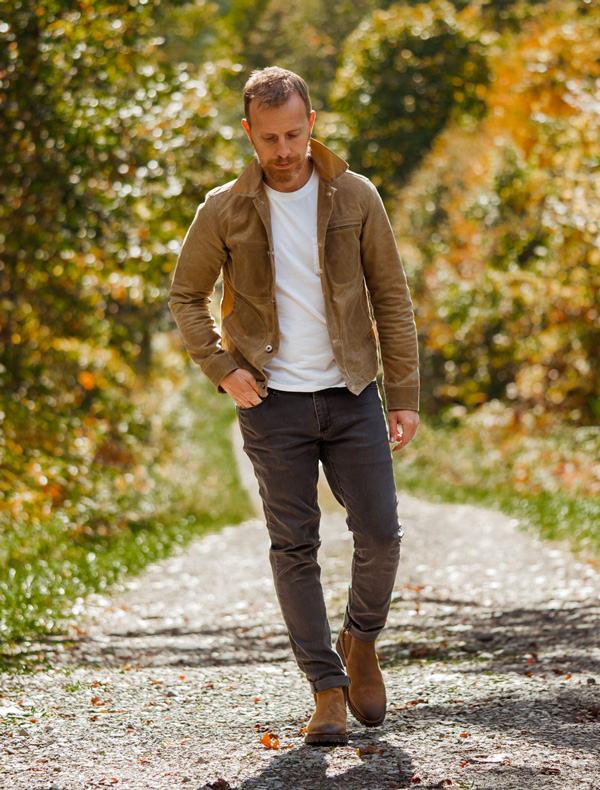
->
[237,382,402,693]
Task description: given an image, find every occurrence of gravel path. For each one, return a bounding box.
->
[1,428,599,790]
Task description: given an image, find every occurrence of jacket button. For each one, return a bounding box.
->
[265,345,273,352]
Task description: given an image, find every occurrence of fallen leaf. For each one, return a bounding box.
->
[459,732,470,738]
[357,745,387,756]
[434,781,452,788]
[403,699,428,707]
[411,776,422,784]
[577,706,600,720]
[409,645,431,659]
[260,732,280,749]
[205,779,232,789]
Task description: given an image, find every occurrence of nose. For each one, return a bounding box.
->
[275,137,291,159]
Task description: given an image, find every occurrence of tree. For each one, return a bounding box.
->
[212,0,382,111]
[330,0,489,199]
[0,0,237,530]
[394,0,600,423]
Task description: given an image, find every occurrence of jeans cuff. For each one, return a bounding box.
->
[310,674,351,694]
[343,615,381,643]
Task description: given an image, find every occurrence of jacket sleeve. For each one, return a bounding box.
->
[168,194,239,389]
[360,183,420,411]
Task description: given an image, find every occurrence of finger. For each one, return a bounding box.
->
[392,420,418,451]
[248,377,265,397]
[388,413,399,444]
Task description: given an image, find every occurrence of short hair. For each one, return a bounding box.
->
[243,67,312,125]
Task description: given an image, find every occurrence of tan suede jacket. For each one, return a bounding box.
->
[169,139,419,411]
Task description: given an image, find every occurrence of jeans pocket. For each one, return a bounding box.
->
[237,393,270,414]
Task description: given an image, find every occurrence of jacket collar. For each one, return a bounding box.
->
[231,138,348,196]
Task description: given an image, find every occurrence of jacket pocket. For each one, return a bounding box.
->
[222,292,268,358]
[324,226,363,287]
[341,286,377,368]
[327,219,362,232]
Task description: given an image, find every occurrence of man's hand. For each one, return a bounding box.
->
[388,409,419,452]
[221,369,265,408]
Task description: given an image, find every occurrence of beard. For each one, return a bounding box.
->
[257,142,312,185]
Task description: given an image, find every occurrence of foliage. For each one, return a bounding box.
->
[212,0,382,111]
[394,406,600,553]
[0,0,242,541]
[395,0,600,423]
[330,0,489,199]
[0,351,249,651]
[0,1,246,653]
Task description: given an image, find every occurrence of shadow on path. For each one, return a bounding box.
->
[383,600,600,676]
[231,740,415,790]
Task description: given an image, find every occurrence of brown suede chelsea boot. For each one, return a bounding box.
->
[304,686,348,745]
[336,627,386,726]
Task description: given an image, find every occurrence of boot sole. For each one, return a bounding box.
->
[336,633,386,728]
[304,731,349,746]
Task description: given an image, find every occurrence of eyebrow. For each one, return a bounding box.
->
[262,128,302,137]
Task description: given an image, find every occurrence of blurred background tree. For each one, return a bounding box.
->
[1,0,598,626]
[0,0,239,532]
[330,0,490,200]
[394,0,600,424]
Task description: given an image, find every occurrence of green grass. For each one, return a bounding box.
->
[393,418,600,555]
[0,371,250,664]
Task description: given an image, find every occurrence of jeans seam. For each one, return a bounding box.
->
[321,445,359,623]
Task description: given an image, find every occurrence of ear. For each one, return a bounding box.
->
[241,119,252,142]
[309,110,316,134]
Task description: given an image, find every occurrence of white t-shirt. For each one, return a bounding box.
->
[263,168,345,391]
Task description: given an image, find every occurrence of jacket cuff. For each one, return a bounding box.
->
[201,352,240,392]
[383,384,420,412]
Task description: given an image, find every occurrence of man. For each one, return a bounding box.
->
[169,67,419,745]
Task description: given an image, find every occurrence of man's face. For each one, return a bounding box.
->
[242,93,316,193]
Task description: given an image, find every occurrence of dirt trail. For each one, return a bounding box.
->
[1,429,599,789]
